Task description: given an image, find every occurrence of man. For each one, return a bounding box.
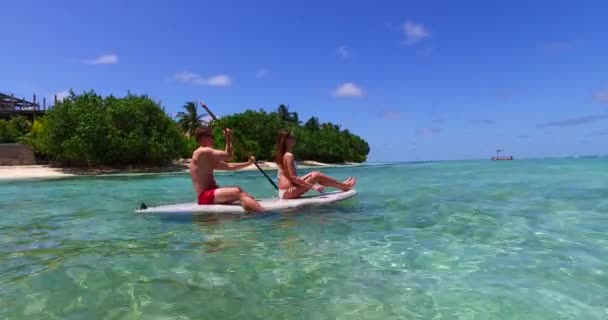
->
[188,126,265,212]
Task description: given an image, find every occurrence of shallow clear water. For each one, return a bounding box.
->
[2,159,608,319]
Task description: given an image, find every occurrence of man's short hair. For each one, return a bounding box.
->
[195,127,213,142]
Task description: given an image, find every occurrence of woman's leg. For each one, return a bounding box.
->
[280,185,312,199]
[279,172,316,199]
[304,171,356,191]
[280,171,357,199]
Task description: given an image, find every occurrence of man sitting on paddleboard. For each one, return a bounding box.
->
[275,130,356,199]
[189,127,265,212]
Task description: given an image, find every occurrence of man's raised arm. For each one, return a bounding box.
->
[209,128,234,161]
[223,128,233,160]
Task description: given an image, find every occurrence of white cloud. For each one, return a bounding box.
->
[206,74,232,87]
[256,68,269,78]
[173,71,232,87]
[594,90,608,103]
[403,21,430,45]
[84,54,118,65]
[333,82,364,98]
[174,71,206,85]
[337,46,351,58]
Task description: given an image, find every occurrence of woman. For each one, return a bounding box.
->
[275,130,356,199]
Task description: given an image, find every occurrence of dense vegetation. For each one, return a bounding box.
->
[0,116,31,143]
[6,90,369,166]
[207,106,370,163]
[22,90,186,166]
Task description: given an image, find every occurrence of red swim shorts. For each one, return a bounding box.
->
[197,188,217,205]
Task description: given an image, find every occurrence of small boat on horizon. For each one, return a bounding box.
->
[491,149,514,161]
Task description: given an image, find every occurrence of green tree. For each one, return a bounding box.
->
[303,116,320,132]
[176,101,208,137]
[20,118,47,156]
[209,105,370,163]
[24,95,369,166]
[104,94,185,165]
[0,120,9,143]
[212,109,285,161]
[41,90,108,165]
[276,104,299,125]
[0,116,31,143]
[8,116,32,139]
[31,90,185,167]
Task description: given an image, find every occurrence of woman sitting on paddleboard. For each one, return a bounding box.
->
[275,130,356,199]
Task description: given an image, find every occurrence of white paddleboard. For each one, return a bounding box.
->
[135,189,358,215]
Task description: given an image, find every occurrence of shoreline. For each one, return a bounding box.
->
[0,160,363,181]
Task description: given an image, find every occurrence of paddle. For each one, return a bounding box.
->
[199,101,279,191]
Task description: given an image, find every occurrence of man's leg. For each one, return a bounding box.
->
[213,187,265,213]
[304,171,356,191]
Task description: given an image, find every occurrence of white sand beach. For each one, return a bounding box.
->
[0,160,360,181]
[0,165,74,181]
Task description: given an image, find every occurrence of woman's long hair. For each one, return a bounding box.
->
[275,130,292,170]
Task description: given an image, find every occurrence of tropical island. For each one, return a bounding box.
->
[0,90,369,179]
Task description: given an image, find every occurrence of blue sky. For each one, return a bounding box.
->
[2,0,608,162]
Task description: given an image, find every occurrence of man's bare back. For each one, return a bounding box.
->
[189,146,219,195]
[189,127,264,212]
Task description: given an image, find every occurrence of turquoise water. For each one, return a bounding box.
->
[2,159,608,319]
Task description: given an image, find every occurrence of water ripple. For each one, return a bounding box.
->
[2,160,608,319]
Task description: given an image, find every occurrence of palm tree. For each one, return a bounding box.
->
[304,116,320,131]
[176,101,208,137]
[277,104,299,125]
[277,104,289,122]
[321,122,340,132]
